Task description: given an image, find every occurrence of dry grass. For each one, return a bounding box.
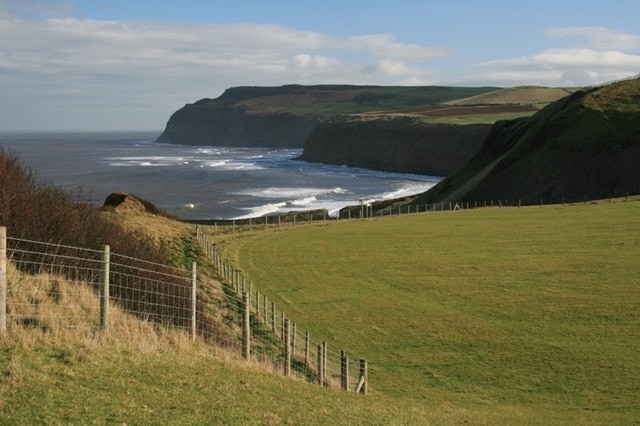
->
[444,86,573,106]
[103,203,193,247]
[5,262,195,354]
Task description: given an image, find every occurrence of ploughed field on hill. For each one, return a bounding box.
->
[217,199,640,423]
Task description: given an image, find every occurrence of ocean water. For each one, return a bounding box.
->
[0,132,441,220]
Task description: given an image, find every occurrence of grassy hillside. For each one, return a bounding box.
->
[418,77,640,204]
[0,265,441,424]
[219,200,640,423]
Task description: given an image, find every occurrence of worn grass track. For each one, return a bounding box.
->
[222,200,640,422]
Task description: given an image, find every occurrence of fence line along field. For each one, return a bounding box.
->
[217,200,640,422]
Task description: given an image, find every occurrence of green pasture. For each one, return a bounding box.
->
[287,86,499,117]
[419,111,538,124]
[222,201,640,422]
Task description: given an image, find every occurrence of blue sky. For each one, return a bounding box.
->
[1,0,639,130]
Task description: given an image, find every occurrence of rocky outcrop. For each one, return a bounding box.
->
[298,117,492,176]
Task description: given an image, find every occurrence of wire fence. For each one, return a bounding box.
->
[0,226,368,394]
[195,226,367,392]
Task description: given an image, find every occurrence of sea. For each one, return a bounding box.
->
[0,131,441,220]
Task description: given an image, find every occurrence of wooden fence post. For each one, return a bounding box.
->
[291,322,297,353]
[242,292,250,360]
[323,342,327,386]
[281,312,285,340]
[271,302,276,332]
[284,318,291,376]
[99,244,110,330]
[356,359,368,395]
[263,295,268,323]
[191,262,197,342]
[317,344,324,385]
[341,350,349,391]
[304,331,310,365]
[0,226,6,336]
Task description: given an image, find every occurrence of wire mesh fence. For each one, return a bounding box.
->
[0,226,368,394]
[195,226,367,393]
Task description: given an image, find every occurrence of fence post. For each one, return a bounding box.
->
[191,262,197,342]
[292,322,297,353]
[263,295,268,323]
[0,226,6,336]
[341,350,349,391]
[281,312,285,340]
[99,244,110,330]
[317,344,324,385]
[271,302,276,332]
[304,331,310,365]
[323,342,327,386]
[357,359,368,395]
[284,318,291,376]
[242,292,250,360]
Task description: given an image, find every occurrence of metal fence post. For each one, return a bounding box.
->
[99,244,110,330]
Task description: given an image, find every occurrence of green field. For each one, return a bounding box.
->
[221,201,640,422]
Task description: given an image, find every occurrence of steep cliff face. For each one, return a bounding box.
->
[156,84,503,148]
[298,118,492,176]
[156,99,318,148]
[418,78,640,204]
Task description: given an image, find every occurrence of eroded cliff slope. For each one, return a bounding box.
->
[298,118,491,176]
[417,77,640,204]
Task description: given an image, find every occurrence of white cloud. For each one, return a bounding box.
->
[348,34,448,61]
[466,27,640,87]
[545,26,640,51]
[0,10,447,130]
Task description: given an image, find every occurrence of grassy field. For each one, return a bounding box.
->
[3,200,638,423]
[0,264,446,424]
[1,265,556,425]
[220,200,640,423]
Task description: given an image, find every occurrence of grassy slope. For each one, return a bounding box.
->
[2,338,443,425]
[221,201,640,423]
[4,200,638,423]
[419,78,640,205]
[0,259,444,425]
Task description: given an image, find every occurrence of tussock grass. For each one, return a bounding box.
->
[4,262,194,352]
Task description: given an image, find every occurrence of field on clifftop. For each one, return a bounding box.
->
[220,200,640,423]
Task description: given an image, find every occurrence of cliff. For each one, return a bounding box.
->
[298,118,492,176]
[156,98,319,148]
[416,77,640,204]
[156,85,501,148]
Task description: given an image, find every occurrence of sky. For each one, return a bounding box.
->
[1,0,639,131]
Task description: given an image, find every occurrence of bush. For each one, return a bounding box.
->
[0,147,192,327]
